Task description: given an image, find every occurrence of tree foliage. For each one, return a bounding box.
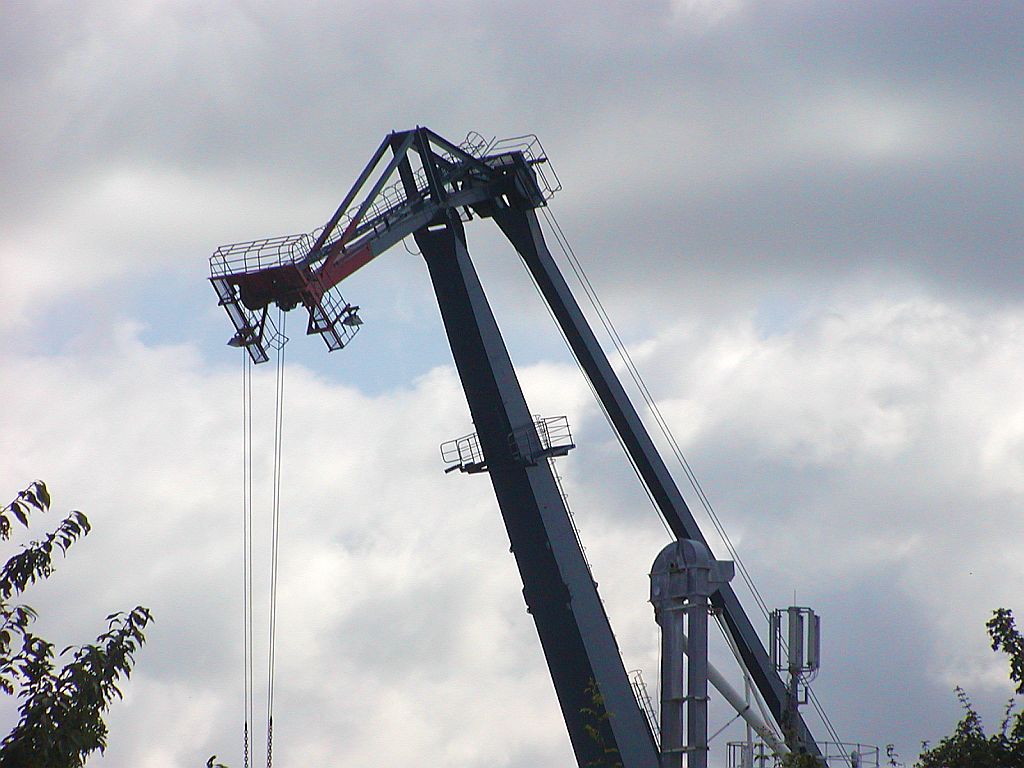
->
[580,679,624,768]
[778,753,827,768]
[777,751,825,768]
[0,481,152,768]
[987,609,1024,696]
[915,608,1024,768]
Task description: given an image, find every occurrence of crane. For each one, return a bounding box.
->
[210,127,823,766]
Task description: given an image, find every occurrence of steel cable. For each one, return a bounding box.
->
[266,308,287,768]
[515,231,672,540]
[536,205,848,758]
[242,353,255,768]
[539,206,770,619]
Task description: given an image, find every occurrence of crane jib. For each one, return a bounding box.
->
[207,126,824,764]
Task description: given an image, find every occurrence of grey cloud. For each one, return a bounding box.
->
[4,0,1021,321]
[3,2,1024,766]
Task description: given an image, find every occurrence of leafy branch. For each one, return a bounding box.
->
[0,482,152,768]
[916,608,1024,767]
[987,608,1024,696]
[0,480,49,541]
[580,679,623,768]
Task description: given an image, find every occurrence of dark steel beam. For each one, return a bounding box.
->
[414,127,446,204]
[492,206,821,757]
[422,127,496,176]
[307,132,398,260]
[338,131,418,247]
[416,214,659,768]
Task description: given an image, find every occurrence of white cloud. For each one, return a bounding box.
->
[7,285,1024,765]
[0,166,332,330]
[2,2,1023,765]
[669,0,747,29]
[618,296,1024,698]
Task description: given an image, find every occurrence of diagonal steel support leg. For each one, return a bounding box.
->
[416,215,659,768]
[493,206,821,757]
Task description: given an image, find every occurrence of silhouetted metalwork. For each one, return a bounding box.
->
[209,127,822,766]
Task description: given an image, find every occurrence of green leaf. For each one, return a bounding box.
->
[0,484,151,768]
[34,481,50,508]
[74,511,91,534]
[11,502,28,528]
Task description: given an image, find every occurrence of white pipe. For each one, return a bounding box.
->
[722,623,789,754]
[678,631,789,756]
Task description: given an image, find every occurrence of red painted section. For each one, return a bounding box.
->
[229,238,376,314]
[317,243,378,288]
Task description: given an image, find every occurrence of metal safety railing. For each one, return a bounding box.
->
[304,273,362,351]
[629,669,660,748]
[509,415,575,464]
[440,431,486,473]
[726,741,879,768]
[212,130,557,284]
[486,134,562,200]
[441,415,575,474]
[210,231,320,279]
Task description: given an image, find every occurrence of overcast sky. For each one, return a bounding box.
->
[2,2,1022,767]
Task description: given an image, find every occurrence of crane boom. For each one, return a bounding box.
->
[208,127,822,764]
[416,213,660,768]
[492,206,819,754]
